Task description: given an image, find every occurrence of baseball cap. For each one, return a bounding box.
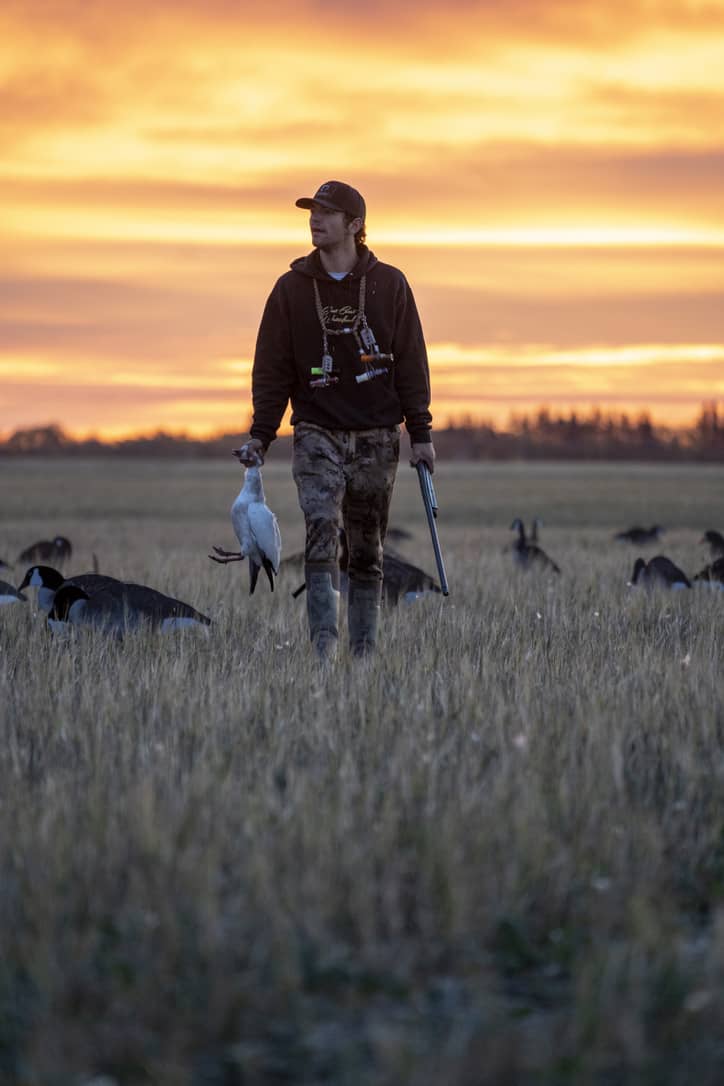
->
[295,180,366,221]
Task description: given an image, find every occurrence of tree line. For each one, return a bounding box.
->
[1,403,722,461]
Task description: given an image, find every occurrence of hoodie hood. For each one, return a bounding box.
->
[290,246,378,281]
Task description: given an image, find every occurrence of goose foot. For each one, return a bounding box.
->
[208,545,245,564]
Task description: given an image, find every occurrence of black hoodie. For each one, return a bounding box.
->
[250,246,432,448]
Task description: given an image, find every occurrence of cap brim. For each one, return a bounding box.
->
[295,196,345,212]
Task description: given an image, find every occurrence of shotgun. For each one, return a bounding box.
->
[416,462,449,596]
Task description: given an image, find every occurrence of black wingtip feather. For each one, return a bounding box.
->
[263,558,275,591]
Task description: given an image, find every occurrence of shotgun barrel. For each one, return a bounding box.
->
[416,462,449,596]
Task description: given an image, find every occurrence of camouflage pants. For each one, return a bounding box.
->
[292,422,400,584]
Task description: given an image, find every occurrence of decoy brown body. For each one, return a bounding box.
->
[700,530,724,558]
[630,555,691,589]
[287,529,440,605]
[614,525,663,544]
[18,536,72,564]
[377,551,441,605]
[49,581,212,634]
[693,556,724,586]
[509,518,561,573]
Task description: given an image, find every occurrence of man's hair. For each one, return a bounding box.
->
[345,213,366,249]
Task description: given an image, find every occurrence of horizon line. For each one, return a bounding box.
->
[3,404,719,446]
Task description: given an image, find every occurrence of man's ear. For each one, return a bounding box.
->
[346,216,362,234]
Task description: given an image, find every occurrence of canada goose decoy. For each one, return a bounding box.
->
[700,530,724,558]
[692,556,724,587]
[209,461,282,594]
[49,581,212,635]
[290,552,441,605]
[509,518,561,573]
[630,555,691,589]
[614,525,663,544]
[17,565,122,613]
[502,516,542,554]
[0,581,26,606]
[336,529,440,605]
[288,528,440,605]
[529,517,543,544]
[379,551,441,605]
[17,536,72,564]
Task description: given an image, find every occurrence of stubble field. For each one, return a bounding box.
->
[1,457,723,1085]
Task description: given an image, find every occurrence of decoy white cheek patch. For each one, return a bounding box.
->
[38,587,55,612]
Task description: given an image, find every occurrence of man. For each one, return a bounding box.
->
[236,180,434,660]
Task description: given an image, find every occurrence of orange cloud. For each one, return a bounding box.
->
[2,0,724,438]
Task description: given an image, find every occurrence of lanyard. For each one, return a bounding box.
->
[310,276,389,388]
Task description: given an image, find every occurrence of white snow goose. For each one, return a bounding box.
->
[209,460,282,594]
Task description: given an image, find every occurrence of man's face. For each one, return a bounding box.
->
[309,202,359,249]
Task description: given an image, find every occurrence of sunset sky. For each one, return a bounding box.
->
[2,0,724,439]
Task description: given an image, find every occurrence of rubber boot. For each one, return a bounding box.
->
[348,581,381,658]
[306,569,340,662]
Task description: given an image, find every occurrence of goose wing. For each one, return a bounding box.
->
[122,582,212,625]
[615,526,646,542]
[382,552,440,603]
[67,573,124,593]
[693,556,724,583]
[649,555,691,587]
[248,502,282,572]
[529,544,561,573]
[18,540,51,563]
[50,582,211,630]
[230,489,250,552]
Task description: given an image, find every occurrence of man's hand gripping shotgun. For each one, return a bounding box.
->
[416,462,450,596]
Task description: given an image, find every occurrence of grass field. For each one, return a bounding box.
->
[1,457,723,1085]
